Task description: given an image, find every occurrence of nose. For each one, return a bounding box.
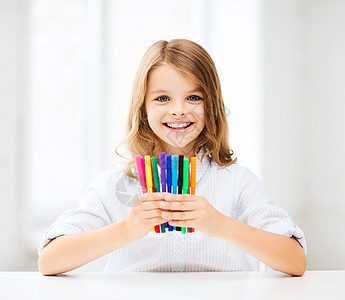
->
[170,100,187,117]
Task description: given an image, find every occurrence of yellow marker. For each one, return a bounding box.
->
[145,155,153,193]
[145,155,155,231]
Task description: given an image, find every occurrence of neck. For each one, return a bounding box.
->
[162,142,196,158]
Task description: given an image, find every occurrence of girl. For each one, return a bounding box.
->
[38,39,307,276]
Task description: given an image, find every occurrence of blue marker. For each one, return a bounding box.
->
[172,155,178,194]
[166,155,172,193]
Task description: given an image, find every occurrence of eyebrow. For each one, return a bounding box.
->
[149,88,204,95]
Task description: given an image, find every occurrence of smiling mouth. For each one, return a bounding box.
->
[163,122,195,129]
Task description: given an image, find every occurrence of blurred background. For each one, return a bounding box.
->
[1,0,344,271]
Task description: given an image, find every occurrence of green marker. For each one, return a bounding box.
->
[152,156,165,233]
[182,158,189,234]
[152,157,160,192]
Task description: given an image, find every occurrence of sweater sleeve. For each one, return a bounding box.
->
[234,166,307,254]
[37,170,115,255]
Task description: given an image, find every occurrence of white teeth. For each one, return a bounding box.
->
[166,122,191,128]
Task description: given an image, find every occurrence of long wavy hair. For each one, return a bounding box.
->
[115,39,237,179]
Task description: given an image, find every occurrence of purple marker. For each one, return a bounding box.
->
[166,155,174,231]
[159,152,166,192]
[159,152,169,231]
[166,155,172,193]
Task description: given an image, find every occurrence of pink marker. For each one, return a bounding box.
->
[141,157,146,190]
[135,155,147,193]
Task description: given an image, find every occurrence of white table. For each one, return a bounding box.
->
[0,271,344,300]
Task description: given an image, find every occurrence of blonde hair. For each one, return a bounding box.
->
[115,39,236,179]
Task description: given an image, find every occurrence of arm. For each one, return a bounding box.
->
[38,193,169,276]
[160,193,307,276]
[38,220,135,276]
[217,214,307,276]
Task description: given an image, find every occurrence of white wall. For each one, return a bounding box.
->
[1,0,263,271]
[262,0,345,270]
[2,0,345,271]
[0,0,30,269]
[304,0,345,269]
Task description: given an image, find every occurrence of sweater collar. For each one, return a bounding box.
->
[130,146,212,185]
[195,146,211,184]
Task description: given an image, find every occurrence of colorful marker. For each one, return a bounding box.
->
[145,156,152,192]
[140,157,154,231]
[151,157,160,233]
[135,155,147,194]
[135,154,197,234]
[159,152,169,231]
[159,152,166,192]
[190,157,196,233]
[152,157,160,192]
[145,156,158,232]
[182,157,189,194]
[178,155,184,194]
[166,155,172,193]
[150,159,155,192]
[176,155,184,232]
[166,155,173,231]
[181,157,189,234]
[190,157,196,195]
[172,155,178,230]
[172,155,178,195]
[141,157,146,190]
[152,156,165,233]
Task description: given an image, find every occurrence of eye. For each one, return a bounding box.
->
[155,96,169,102]
[188,95,202,101]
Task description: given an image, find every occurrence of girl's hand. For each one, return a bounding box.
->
[123,192,170,240]
[159,194,225,237]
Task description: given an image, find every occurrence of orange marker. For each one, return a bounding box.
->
[191,157,196,194]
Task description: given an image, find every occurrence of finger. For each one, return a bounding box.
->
[158,201,194,211]
[168,220,194,227]
[140,201,163,211]
[147,216,168,226]
[161,210,197,220]
[141,192,171,202]
[163,194,197,202]
[141,208,163,219]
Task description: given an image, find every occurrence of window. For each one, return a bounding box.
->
[27,0,262,270]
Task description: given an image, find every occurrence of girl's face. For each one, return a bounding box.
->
[145,63,205,156]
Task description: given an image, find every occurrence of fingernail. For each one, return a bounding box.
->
[165,195,171,200]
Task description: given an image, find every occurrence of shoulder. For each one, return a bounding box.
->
[87,162,133,197]
[210,160,255,178]
[208,161,262,191]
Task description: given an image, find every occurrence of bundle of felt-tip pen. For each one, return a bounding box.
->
[135,153,196,234]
